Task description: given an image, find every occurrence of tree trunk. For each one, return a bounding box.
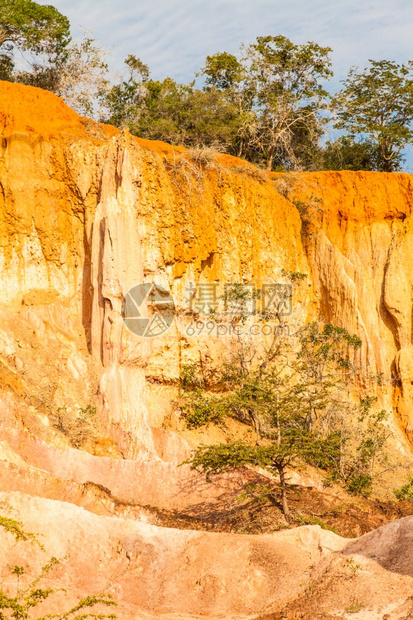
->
[276,463,292,523]
[0,29,9,48]
[381,142,392,172]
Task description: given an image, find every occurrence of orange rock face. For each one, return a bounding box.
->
[1,82,413,618]
[291,171,413,438]
[0,81,309,459]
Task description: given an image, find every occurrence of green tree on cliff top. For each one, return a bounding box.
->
[333,60,413,172]
[0,0,70,79]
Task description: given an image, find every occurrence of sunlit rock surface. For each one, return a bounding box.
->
[1,82,413,618]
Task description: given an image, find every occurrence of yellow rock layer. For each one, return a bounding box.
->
[1,81,413,453]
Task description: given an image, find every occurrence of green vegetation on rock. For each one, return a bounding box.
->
[2,1,413,172]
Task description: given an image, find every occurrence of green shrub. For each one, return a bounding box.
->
[0,512,117,619]
[0,516,41,547]
[346,474,372,497]
[181,388,226,428]
[394,476,413,501]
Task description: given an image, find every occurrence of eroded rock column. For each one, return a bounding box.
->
[90,132,154,457]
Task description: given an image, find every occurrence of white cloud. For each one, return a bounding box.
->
[51,0,413,84]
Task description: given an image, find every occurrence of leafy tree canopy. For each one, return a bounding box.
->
[198,36,333,170]
[0,0,70,58]
[201,51,244,90]
[322,136,384,172]
[103,55,242,151]
[333,60,413,172]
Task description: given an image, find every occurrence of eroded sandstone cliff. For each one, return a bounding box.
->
[1,82,413,618]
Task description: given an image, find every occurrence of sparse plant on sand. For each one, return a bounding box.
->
[393,475,413,501]
[0,509,117,619]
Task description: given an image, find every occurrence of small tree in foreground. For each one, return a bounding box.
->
[0,512,117,619]
[0,559,117,620]
[183,317,390,523]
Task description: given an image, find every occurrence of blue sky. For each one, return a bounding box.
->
[52,0,413,83]
[51,0,413,169]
